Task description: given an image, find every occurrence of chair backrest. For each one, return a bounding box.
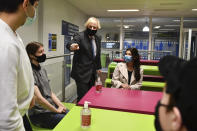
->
[108,62,162,79]
[141,65,161,76]
[105,61,165,89]
[108,62,117,79]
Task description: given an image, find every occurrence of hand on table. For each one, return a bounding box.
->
[121,84,130,89]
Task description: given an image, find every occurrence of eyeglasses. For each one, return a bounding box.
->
[158,101,174,110]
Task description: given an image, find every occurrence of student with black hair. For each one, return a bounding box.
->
[26,42,69,129]
[112,48,143,89]
[155,55,197,131]
[0,0,39,130]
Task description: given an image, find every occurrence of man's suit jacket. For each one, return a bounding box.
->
[66,30,101,83]
[111,62,143,89]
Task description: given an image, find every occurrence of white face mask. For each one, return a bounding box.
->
[24,8,37,26]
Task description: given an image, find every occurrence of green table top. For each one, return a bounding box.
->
[53,106,155,131]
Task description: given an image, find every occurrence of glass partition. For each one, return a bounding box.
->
[44,54,76,102]
[98,17,197,63]
[151,17,180,60]
[98,18,121,68]
[123,17,149,60]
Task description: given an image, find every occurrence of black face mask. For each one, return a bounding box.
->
[36,54,46,63]
[86,28,97,36]
[154,100,163,131]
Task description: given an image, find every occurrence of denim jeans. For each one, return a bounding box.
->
[29,110,69,129]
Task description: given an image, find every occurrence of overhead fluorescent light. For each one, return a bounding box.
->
[124,25,130,29]
[192,9,197,11]
[164,25,180,27]
[117,25,134,27]
[123,20,136,22]
[143,26,149,32]
[107,9,139,12]
[124,29,133,31]
[160,3,182,6]
[159,29,175,31]
[154,26,161,29]
[155,30,169,32]
[173,19,197,22]
[113,19,136,22]
[113,19,121,22]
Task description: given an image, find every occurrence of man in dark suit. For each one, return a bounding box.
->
[66,17,102,102]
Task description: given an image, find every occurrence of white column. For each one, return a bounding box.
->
[148,16,152,60]
[179,17,184,58]
[183,31,186,59]
[187,29,192,60]
[120,17,123,58]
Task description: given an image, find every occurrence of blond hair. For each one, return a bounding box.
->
[84,17,101,29]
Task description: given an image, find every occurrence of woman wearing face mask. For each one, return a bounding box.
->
[26,42,69,129]
[111,48,143,89]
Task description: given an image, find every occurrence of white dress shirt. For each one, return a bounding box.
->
[91,37,97,57]
[0,19,34,131]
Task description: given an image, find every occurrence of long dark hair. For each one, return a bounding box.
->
[26,41,43,61]
[126,48,141,82]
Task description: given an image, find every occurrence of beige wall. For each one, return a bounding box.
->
[18,0,87,55]
[17,0,88,101]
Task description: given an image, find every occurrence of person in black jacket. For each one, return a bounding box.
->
[66,17,102,102]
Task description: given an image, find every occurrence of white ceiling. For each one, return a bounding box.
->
[99,17,197,31]
[67,0,197,17]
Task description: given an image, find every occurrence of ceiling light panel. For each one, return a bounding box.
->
[107,9,139,12]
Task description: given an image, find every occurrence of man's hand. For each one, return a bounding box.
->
[70,43,79,51]
[97,70,101,75]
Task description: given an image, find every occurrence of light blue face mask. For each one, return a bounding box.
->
[24,9,37,26]
[124,55,133,63]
